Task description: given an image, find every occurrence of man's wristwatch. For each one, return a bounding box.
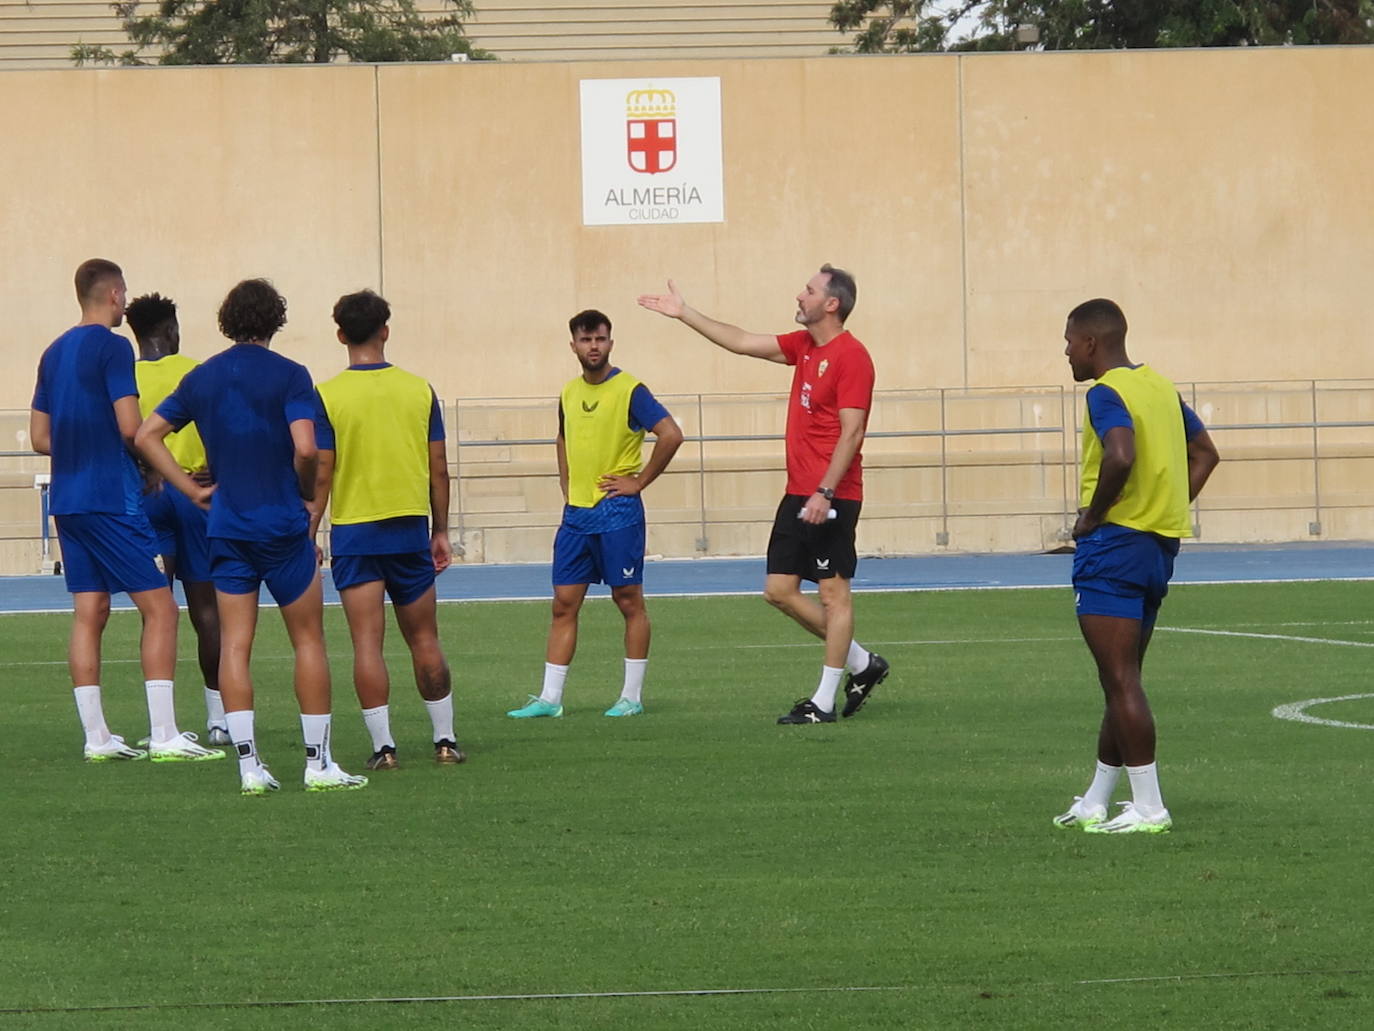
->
[816,487,835,501]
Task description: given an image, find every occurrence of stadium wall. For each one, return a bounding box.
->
[2,48,1372,568]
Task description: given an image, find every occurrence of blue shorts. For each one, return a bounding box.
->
[1073,524,1180,626]
[142,485,212,583]
[332,551,435,606]
[166,486,213,583]
[55,513,165,596]
[211,535,317,607]
[142,488,177,557]
[552,520,645,587]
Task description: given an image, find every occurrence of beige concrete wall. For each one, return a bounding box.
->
[4,49,1374,569]
[5,48,1371,413]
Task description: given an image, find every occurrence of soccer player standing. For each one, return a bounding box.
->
[308,290,463,770]
[137,279,366,795]
[30,259,222,763]
[506,310,683,719]
[1055,299,1219,833]
[127,293,228,745]
[638,268,890,724]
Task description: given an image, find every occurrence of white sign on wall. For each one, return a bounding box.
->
[579,77,724,227]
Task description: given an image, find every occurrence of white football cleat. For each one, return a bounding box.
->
[149,731,226,763]
[240,766,281,796]
[304,763,369,792]
[1084,801,1172,834]
[1052,796,1107,829]
[84,735,148,762]
[207,725,232,746]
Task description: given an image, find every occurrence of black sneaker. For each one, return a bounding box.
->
[365,745,399,771]
[841,652,889,718]
[776,698,836,725]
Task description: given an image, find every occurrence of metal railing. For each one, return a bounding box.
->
[5,378,1374,570]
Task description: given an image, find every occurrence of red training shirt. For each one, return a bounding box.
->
[776,329,875,501]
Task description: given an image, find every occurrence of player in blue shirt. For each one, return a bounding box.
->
[30,258,222,764]
[506,310,683,719]
[137,279,366,795]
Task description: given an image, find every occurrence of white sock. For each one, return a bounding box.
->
[810,666,845,713]
[622,658,647,703]
[226,710,260,775]
[300,713,333,771]
[1126,762,1165,815]
[1082,760,1122,810]
[73,685,111,745]
[361,704,394,751]
[145,679,178,743]
[204,686,226,729]
[845,640,871,675]
[540,663,569,705]
[424,694,455,743]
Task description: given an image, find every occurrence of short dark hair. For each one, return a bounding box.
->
[569,309,611,337]
[819,263,857,323]
[217,279,287,343]
[333,289,390,346]
[125,293,178,342]
[74,258,123,304]
[1067,298,1128,344]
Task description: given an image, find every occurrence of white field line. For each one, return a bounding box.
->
[1,968,1368,1015]
[1161,627,1374,648]
[1270,694,1374,731]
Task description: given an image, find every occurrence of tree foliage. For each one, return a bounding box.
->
[829,0,1374,53]
[72,0,493,66]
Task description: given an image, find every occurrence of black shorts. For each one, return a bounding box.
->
[765,494,861,582]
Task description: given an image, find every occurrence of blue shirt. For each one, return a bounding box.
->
[157,343,316,542]
[315,363,447,556]
[31,325,142,516]
[556,372,671,534]
[1086,383,1205,442]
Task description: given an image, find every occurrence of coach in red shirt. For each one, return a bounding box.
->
[639,266,890,724]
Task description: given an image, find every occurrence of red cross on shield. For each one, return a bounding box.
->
[627,117,677,175]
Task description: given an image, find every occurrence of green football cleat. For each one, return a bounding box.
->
[506,695,564,719]
[1083,801,1172,834]
[604,698,644,717]
[84,735,148,762]
[149,731,227,763]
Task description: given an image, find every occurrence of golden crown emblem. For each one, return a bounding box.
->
[626,89,676,119]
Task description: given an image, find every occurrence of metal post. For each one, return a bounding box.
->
[1309,380,1322,535]
[936,388,949,546]
[695,394,708,552]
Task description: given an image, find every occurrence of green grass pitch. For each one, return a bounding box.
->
[2,580,1372,1029]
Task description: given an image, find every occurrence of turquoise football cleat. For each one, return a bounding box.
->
[603,698,644,717]
[506,695,564,719]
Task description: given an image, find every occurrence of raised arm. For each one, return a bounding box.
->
[637,279,786,363]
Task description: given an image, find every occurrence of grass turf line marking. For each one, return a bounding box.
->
[0,985,903,1016]
[1271,694,1374,731]
[1161,627,1374,648]
[6,969,1369,1015]
[740,636,1077,649]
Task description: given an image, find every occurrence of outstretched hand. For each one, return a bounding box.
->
[636,279,685,319]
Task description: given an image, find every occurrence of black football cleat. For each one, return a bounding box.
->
[841,652,889,718]
[776,698,837,725]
